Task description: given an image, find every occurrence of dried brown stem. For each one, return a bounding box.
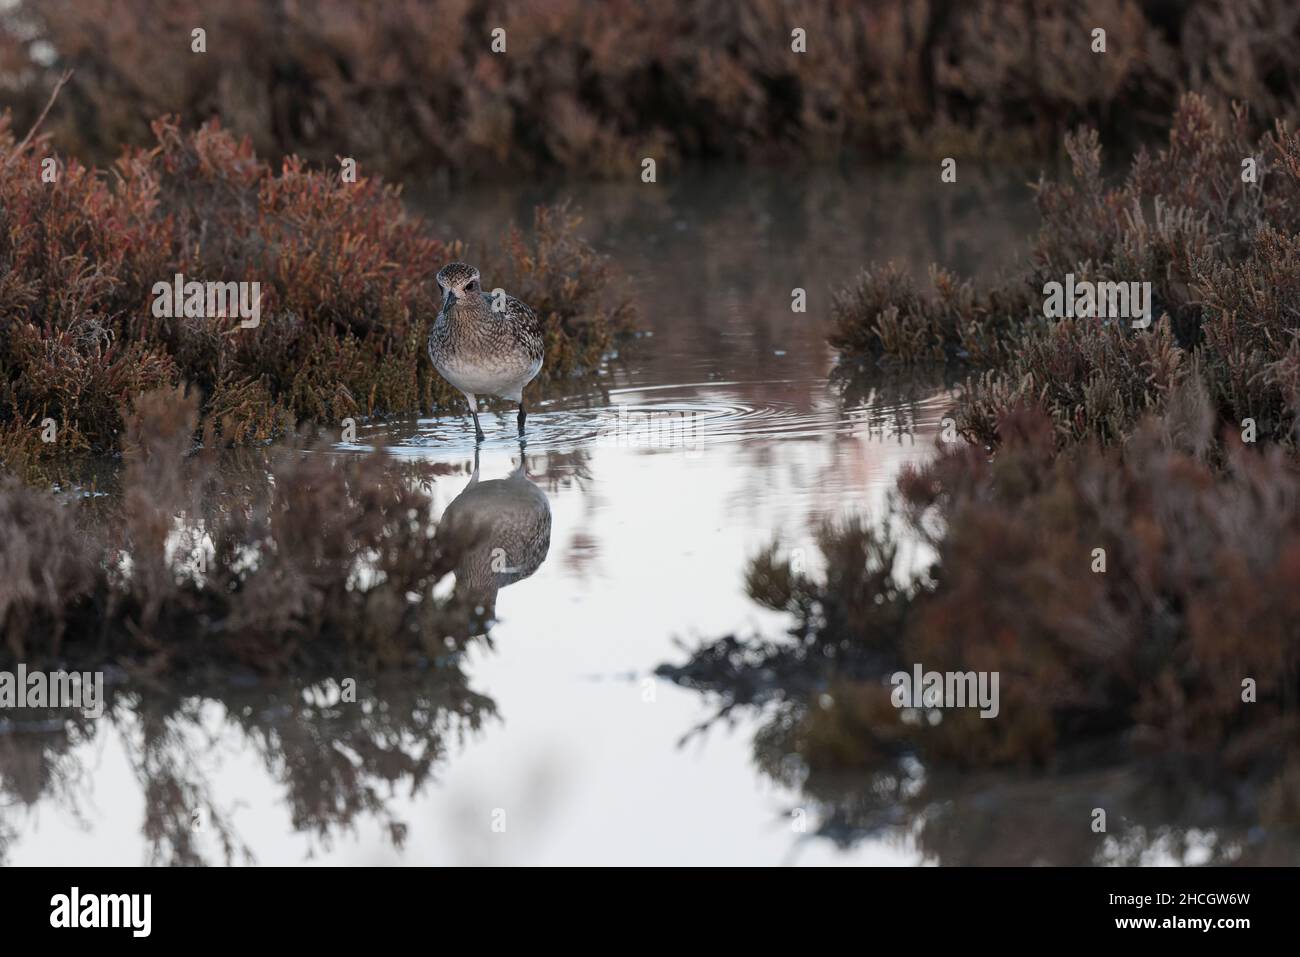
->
[12,68,72,156]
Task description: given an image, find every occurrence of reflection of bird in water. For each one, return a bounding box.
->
[437,451,551,623]
[428,261,545,443]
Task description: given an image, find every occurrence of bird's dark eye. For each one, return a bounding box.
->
[467,280,478,292]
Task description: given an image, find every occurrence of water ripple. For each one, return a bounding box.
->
[340,380,950,459]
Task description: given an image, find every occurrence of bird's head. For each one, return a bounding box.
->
[437,261,481,308]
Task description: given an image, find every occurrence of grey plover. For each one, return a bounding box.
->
[429,261,544,442]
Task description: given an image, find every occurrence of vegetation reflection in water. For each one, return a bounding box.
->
[658,102,1300,866]
[2,162,1057,865]
[0,447,563,866]
[0,675,494,865]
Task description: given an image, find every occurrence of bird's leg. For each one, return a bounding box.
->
[465,393,485,443]
[517,401,527,435]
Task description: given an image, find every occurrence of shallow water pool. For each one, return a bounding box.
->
[3,164,1044,865]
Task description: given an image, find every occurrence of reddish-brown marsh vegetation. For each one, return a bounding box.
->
[833,95,1300,451]
[660,400,1300,857]
[0,115,632,475]
[2,1,1298,180]
[663,99,1300,850]
[0,387,483,675]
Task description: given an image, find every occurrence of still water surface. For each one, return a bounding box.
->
[4,165,1041,865]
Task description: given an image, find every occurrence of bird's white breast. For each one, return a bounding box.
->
[435,353,541,401]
